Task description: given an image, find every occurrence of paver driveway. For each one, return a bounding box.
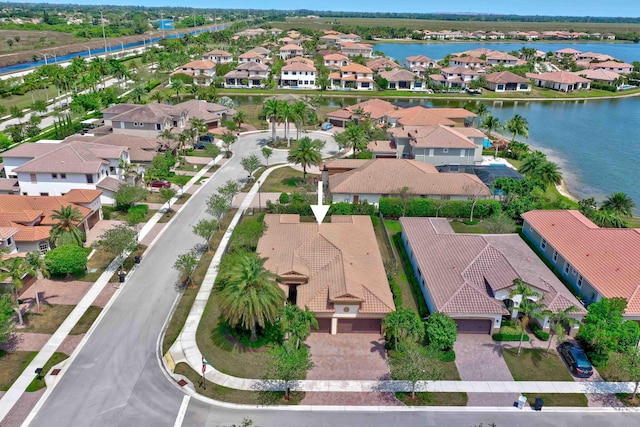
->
[301,332,401,406]
[454,333,519,407]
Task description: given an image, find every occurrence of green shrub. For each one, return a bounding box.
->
[278,192,290,204]
[45,244,88,277]
[499,324,522,335]
[438,349,456,362]
[587,351,609,367]
[228,214,265,253]
[392,233,428,317]
[388,277,403,309]
[530,322,550,341]
[492,333,530,342]
[426,313,457,351]
[128,204,149,215]
[380,197,501,219]
[102,206,113,220]
[220,319,283,349]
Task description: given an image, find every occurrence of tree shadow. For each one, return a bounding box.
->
[0,333,21,352]
[369,339,387,359]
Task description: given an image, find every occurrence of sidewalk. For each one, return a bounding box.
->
[0,154,223,423]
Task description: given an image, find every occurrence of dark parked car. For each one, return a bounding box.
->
[558,342,593,378]
[194,135,214,149]
[149,180,171,188]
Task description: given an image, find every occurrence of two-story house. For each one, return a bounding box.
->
[340,42,373,58]
[366,58,400,73]
[329,64,375,90]
[405,55,438,76]
[237,51,266,64]
[103,103,187,138]
[172,59,216,86]
[323,53,350,69]
[279,44,304,60]
[485,51,519,67]
[429,66,481,89]
[280,62,317,89]
[450,56,486,69]
[224,62,269,88]
[202,49,233,64]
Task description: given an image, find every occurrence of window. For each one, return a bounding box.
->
[564,262,570,274]
[428,149,434,157]
[86,174,94,184]
[39,241,48,254]
[155,124,161,131]
[6,237,12,246]
[40,192,49,196]
[541,239,547,250]
[60,173,66,179]
[30,174,37,184]
[460,149,466,157]
[577,275,583,288]
[51,173,58,179]
[553,250,558,262]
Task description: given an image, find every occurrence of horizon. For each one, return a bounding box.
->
[5,0,640,19]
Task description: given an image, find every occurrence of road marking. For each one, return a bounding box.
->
[173,395,190,427]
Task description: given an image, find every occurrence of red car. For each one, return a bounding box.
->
[149,180,171,188]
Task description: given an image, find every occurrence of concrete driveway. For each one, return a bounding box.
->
[454,334,519,407]
[301,333,401,406]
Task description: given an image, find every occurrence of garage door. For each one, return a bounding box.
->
[455,319,493,334]
[315,318,331,333]
[337,318,381,333]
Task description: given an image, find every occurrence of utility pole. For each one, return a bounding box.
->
[100,10,107,56]
[161,12,165,40]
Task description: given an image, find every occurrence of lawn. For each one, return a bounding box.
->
[69,306,102,335]
[25,352,69,392]
[522,393,588,407]
[22,304,75,334]
[0,350,38,391]
[501,348,574,382]
[81,246,114,282]
[396,392,468,406]
[259,166,319,193]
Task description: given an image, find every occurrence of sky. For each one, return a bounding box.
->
[11,0,640,18]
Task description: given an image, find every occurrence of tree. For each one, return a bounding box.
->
[169,78,185,101]
[114,184,148,210]
[220,132,237,158]
[189,117,208,144]
[291,100,308,140]
[263,99,282,142]
[616,347,640,401]
[0,294,13,344]
[509,279,544,356]
[129,86,147,103]
[278,304,318,349]
[203,143,221,159]
[506,140,530,160]
[192,218,218,252]
[50,205,85,247]
[206,194,231,229]
[0,257,35,326]
[426,313,457,351]
[483,213,516,234]
[388,342,445,399]
[287,137,323,179]
[482,114,502,139]
[578,297,628,366]
[241,155,262,180]
[31,99,48,116]
[505,114,529,141]
[234,110,245,129]
[174,251,199,287]
[215,253,285,342]
[589,209,626,228]
[261,147,273,166]
[267,342,313,400]
[25,251,50,310]
[518,151,547,176]
[601,192,636,217]
[529,160,562,187]
[44,244,87,277]
[382,307,425,351]
[334,122,368,158]
[159,187,177,211]
[544,306,579,355]
[97,224,138,270]
[218,180,241,205]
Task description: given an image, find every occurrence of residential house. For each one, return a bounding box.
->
[102,103,188,138]
[238,51,266,64]
[401,217,586,334]
[574,69,621,86]
[526,71,591,92]
[0,225,18,254]
[202,49,233,63]
[279,44,304,60]
[450,56,486,69]
[522,210,640,321]
[256,214,394,334]
[405,55,438,77]
[224,62,269,88]
[555,48,581,59]
[319,34,342,45]
[366,58,400,73]
[338,33,361,43]
[278,36,302,46]
[430,66,481,89]
[329,64,375,91]
[323,53,350,69]
[0,190,103,253]
[576,52,615,62]
[175,99,236,130]
[589,61,633,74]
[385,106,476,128]
[388,124,483,166]
[487,31,505,39]
[485,51,519,67]
[484,71,532,92]
[280,62,317,89]
[379,69,421,90]
[325,99,396,127]
[0,177,19,194]
[323,159,490,205]
[171,60,216,86]
[340,42,373,58]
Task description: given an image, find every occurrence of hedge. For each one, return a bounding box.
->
[492,333,530,342]
[266,201,375,216]
[388,277,403,309]
[530,322,550,341]
[392,233,428,317]
[379,197,501,219]
[438,349,456,362]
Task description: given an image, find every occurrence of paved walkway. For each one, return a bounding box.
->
[0,153,224,423]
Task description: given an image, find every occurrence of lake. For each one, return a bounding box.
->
[232,95,640,208]
[375,42,640,63]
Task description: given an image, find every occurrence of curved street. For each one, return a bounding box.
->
[25,130,640,427]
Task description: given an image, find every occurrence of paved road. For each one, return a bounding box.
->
[28,131,640,427]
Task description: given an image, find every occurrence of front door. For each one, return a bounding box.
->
[353,195,359,203]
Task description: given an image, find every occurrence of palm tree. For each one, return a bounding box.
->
[506,140,530,160]
[505,114,529,142]
[25,251,49,310]
[129,86,147,104]
[509,279,544,356]
[169,78,185,101]
[150,91,166,103]
[601,192,636,217]
[474,103,489,125]
[292,100,308,140]
[530,160,562,187]
[50,205,84,247]
[215,254,285,342]
[287,137,323,179]
[157,128,175,151]
[189,117,207,144]
[382,307,425,350]
[518,151,547,176]
[262,99,281,142]
[279,101,294,145]
[544,306,579,356]
[0,257,35,325]
[233,110,245,129]
[279,304,318,349]
[589,209,626,228]
[334,122,368,158]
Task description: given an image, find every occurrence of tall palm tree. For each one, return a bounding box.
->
[25,251,49,310]
[292,100,308,140]
[530,160,562,187]
[50,206,84,247]
[544,306,579,356]
[279,304,318,349]
[233,110,245,129]
[589,209,626,228]
[189,117,208,144]
[287,137,323,179]
[157,128,175,151]
[169,78,185,101]
[518,151,547,176]
[0,257,35,325]
[601,192,636,217]
[279,101,294,145]
[482,115,503,157]
[262,99,281,142]
[505,114,529,141]
[150,91,166,103]
[382,307,425,350]
[215,254,285,342]
[509,279,544,356]
[334,122,368,158]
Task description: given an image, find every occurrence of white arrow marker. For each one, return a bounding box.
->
[311,180,330,224]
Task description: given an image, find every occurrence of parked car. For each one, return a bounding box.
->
[193,137,214,149]
[149,180,171,188]
[558,342,593,378]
